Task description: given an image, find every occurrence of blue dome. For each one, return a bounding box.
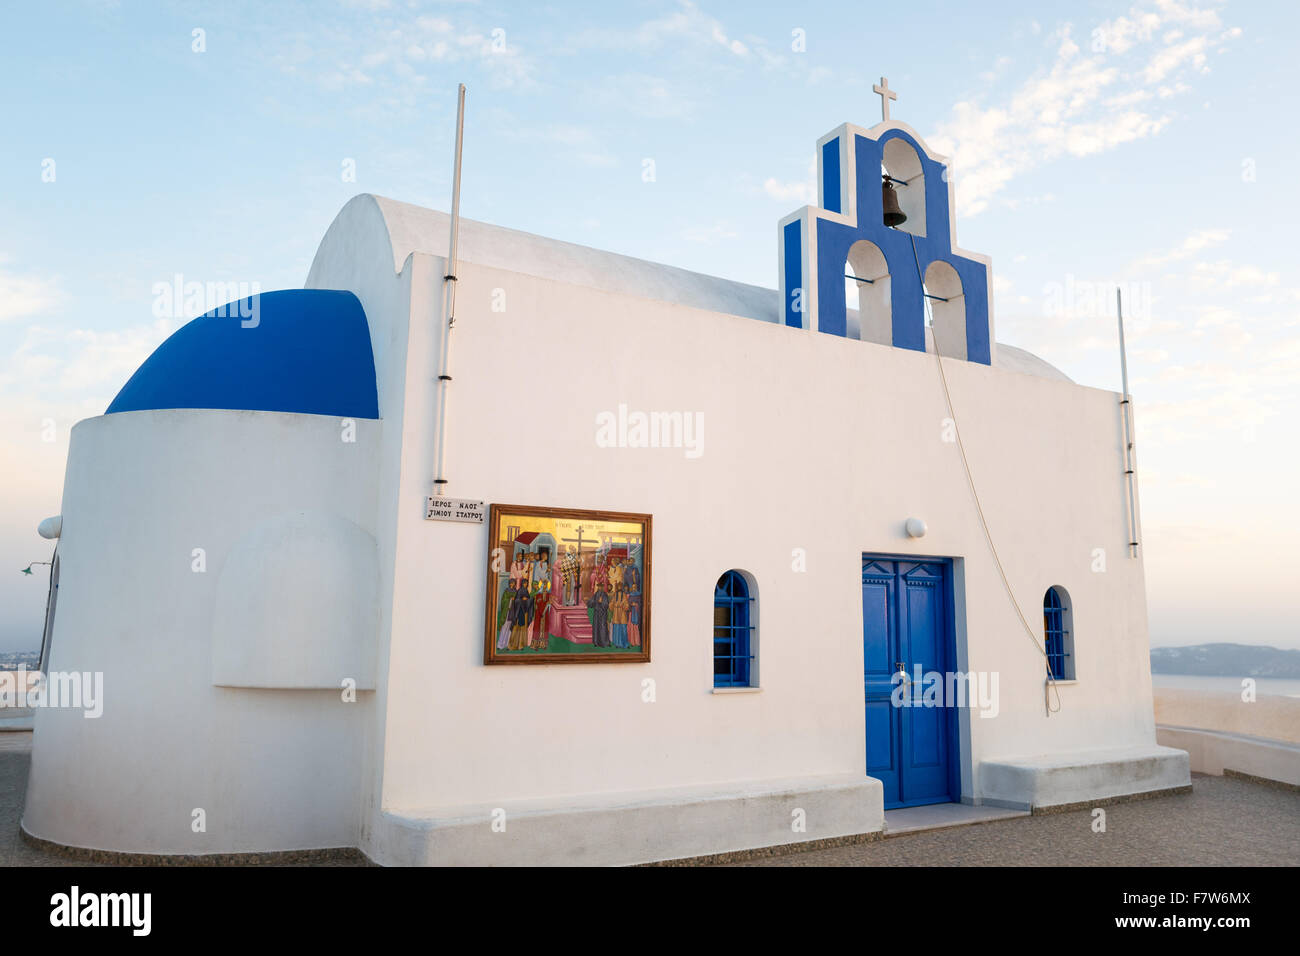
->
[107,289,379,419]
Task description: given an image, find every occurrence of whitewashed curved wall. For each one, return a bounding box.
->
[212,510,379,689]
[22,409,380,854]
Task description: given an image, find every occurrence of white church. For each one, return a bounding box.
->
[22,100,1189,865]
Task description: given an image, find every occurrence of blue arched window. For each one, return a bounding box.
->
[1043,586,1072,680]
[714,571,754,687]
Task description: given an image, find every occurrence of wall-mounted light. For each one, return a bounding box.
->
[905,517,927,538]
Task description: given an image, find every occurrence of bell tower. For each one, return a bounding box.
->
[777,82,995,365]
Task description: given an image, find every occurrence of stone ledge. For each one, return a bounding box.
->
[370,773,885,866]
[1158,724,1300,788]
[1224,768,1300,794]
[979,744,1191,810]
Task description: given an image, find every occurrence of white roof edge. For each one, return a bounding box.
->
[368,194,780,323]
[992,343,1075,383]
[331,194,1071,384]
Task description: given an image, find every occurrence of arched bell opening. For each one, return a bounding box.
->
[881,138,926,237]
[845,239,892,346]
[923,260,967,360]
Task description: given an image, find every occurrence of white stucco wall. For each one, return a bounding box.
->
[22,409,380,854]
[308,236,1155,841]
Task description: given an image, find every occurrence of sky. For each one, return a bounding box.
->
[0,0,1296,653]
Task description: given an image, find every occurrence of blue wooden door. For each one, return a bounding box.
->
[862,557,955,808]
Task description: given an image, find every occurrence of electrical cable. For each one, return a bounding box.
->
[908,233,1062,716]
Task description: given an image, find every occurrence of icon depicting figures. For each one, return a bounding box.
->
[484,506,651,665]
[586,585,611,647]
[610,588,628,648]
[558,545,580,605]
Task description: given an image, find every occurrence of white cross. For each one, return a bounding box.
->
[873,76,897,123]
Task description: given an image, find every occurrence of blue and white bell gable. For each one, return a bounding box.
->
[778,121,994,365]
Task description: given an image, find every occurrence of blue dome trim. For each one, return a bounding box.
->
[107,289,380,419]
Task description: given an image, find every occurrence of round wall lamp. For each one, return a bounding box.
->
[905,517,927,539]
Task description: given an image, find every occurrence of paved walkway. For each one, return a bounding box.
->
[3,731,1297,866]
[0,732,77,867]
[722,774,1300,866]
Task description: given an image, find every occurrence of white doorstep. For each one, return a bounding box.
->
[884,802,1028,836]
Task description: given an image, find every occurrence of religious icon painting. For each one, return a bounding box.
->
[484,504,651,665]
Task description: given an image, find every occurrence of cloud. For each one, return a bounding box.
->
[267,11,538,100]
[0,320,171,397]
[1000,192,1056,209]
[762,176,814,204]
[1135,227,1231,266]
[1190,261,1280,288]
[501,123,619,167]
[762,158,817,204]
[929,2,1241,217]
[564,1,806,76]
[590,73,696,120]
[1143,35,1209,82]
[681,221,739,243]
[573,152,618,168]
[574,1,751,58]
[0,265,64,322]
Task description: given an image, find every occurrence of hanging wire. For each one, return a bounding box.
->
[908,234,1062,717]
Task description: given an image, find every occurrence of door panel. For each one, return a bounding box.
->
[864,557,955,809]
[862,569,899,805]
[864,700,895,773]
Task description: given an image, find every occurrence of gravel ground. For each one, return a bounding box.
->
[3,732,1296,866]
[721,773,1300,866]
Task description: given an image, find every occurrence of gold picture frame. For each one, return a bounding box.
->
[484,504,651,665]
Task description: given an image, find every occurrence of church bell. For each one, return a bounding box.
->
[882,176,907,227]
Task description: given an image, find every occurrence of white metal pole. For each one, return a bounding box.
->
[1117,288,1139,558]
[433,83,466,496]
[446,83,466,278]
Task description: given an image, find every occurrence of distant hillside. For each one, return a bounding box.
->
[1150,643,1300,678]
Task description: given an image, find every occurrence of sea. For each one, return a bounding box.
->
[1152,674,1300,698]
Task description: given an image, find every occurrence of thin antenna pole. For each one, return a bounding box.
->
[433,83,466,496]
[1117,288,1139,558]
[447,83,466,278]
